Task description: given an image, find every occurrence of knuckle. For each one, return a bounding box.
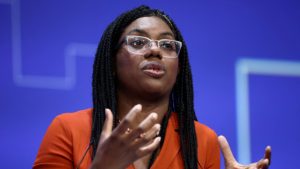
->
[136,126,145,134]
[122,118,130,126]
[139,136,149,143]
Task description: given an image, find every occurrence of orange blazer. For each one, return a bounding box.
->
[33,109,220,169]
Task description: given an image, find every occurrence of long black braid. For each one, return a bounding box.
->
[91,5,198,169]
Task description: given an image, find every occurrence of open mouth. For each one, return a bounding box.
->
[140,61,166,79]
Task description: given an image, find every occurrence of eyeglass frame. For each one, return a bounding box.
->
[118,35,182,58]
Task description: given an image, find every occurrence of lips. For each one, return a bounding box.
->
[140,61,166,78]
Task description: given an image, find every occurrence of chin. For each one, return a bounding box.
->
[141,82,171,98]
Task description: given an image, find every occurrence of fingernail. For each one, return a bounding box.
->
[155,124,161,129]
[156,125,160,136]
[151,113,158,119]
[134,104,142,111]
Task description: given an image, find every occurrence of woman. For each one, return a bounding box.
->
[34,5,271,169]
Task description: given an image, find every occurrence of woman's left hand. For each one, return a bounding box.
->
[218,135,271,169]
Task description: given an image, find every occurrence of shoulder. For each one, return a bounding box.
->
[39,108,93,153]
[39,108,93,146]
[194,121,220,169]
[54,108,93,128]
[34,108,93,168]
[194,121,218,149]
[194,121,218,140]
[193,121,219,154]
[52,108,93,141]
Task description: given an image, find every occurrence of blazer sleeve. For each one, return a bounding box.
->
[33,115,73,169]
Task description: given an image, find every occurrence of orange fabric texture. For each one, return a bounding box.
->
[34,109,220,169]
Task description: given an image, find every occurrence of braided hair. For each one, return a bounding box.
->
[91,5,198,169]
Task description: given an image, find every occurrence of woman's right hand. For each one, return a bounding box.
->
[90,104,161,169]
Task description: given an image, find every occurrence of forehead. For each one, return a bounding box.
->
[121,16,174,39]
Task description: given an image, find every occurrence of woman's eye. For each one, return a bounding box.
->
[130,39,145,47]
[161,41,175,50]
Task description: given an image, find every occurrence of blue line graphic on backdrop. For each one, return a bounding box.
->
[235,58,300,164]
[0,0,97,89]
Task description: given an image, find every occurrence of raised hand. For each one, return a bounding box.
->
[90,104,161,169]
[218,135,271,169]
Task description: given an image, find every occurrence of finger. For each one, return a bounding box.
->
[144,123,161,140]
[100,109,114,143]
[264,146,271,165]
[218,135,236,164]
[127,112,158,141]
[133,123,161,147]
[256,158,269,169]
[136,137,161,157]
[116,104,142,133]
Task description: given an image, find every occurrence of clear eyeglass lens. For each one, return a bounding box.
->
[127,36,149,50]
[159,40,180,53]
[126,36,181,58]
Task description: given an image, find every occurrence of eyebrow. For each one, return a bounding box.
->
[127,29,149,36]
[127,29,175,39]
[160,32,175,38]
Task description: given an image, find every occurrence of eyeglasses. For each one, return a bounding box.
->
[124,35,182,58]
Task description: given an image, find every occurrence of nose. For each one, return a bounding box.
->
[144,41,162,59]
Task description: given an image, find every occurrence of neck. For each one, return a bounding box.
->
[117,89,170,125]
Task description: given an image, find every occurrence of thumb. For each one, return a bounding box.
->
[218,135,236,165]
[100,108,114,143]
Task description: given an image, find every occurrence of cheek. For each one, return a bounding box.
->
[167,59,179,81]
[116,50,140,79]
[116,56,129,70]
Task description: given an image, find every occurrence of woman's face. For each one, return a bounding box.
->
[116,16,179,99]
